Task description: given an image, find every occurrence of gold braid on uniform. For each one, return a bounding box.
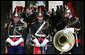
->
[31,35,36,39]
[42,21,49,30]
[4,23,7,28]
[45,34,50,39]
[68,19,78,26]
[75,17,80,23]
[8,22,12,35]
[13,23,16,35]
[42,21,50,39]
[39,21,50,39]
[39,30,46,35]
[45,20,50,39]
[14,23,26,35]
[14,29,22,35]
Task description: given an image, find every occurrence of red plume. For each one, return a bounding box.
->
[67,2,78,17]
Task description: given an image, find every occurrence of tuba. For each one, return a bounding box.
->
[53,29,75,54]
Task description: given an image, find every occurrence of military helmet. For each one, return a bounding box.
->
[37,8,44,17]
[12,8,21,18]
[65,9,71,14]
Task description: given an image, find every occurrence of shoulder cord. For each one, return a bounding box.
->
[8,22,12,35]
[42,21,49,30]
[14,24,22,35]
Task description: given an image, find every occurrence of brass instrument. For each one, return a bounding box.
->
[53,29,75,54]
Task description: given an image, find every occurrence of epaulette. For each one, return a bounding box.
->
[4,23,7,28]
[24,23,27,28]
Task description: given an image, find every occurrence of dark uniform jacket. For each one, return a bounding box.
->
[67,16,80,29]
[4,21,27,41]
[30,20,50,39]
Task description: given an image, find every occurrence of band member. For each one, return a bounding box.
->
[30,9,50,54]
[64,9,81,54]
[65,9,81,29]
[67,2,78,17]
[4,8,27,54]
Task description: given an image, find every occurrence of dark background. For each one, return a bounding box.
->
[1,1,84,54]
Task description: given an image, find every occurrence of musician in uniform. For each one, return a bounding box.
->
[64,9,81,54]
[30,9,50,54]
[4,8,27,54]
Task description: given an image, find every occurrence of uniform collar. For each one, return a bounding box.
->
[38,20,44,23]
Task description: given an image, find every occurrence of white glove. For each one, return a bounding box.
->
[6,38,15,46]
[14,37,24,46]
[20,18,25,23]
[63,28,74,34]
[41,38,49,47]
[62,43,70,50]
[32,38,41,47]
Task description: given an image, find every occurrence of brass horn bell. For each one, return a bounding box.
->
[53,30,75,54]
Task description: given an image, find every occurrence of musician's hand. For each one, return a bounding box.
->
[32,38,41,47]
[10,42,15,46]
[6,38,15,46]
[14,41,19,46]
[63,28,75,34]
[35,43,41,47]
[14,37,24,46]
[41,38,49,47]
